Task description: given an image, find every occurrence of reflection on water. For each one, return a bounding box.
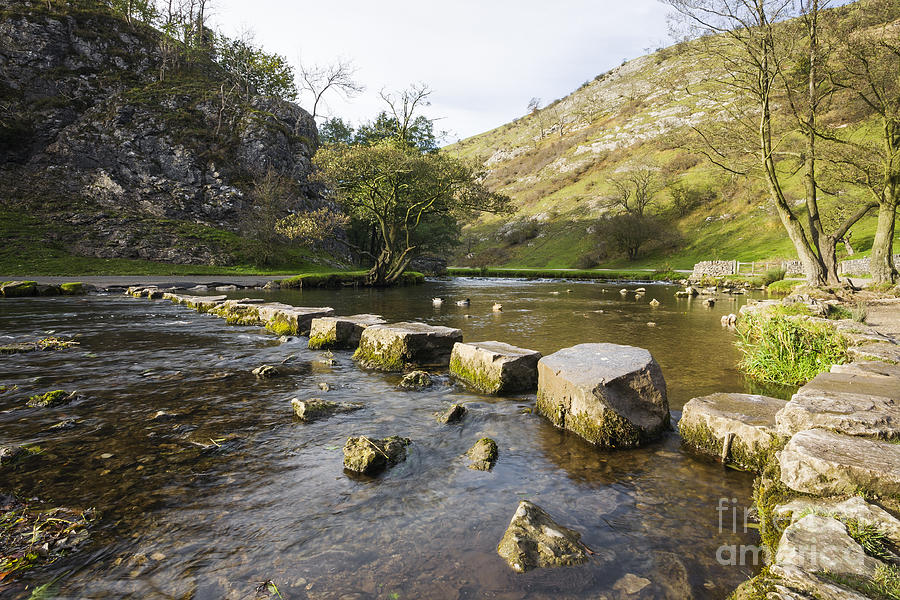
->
[0,279,776,599]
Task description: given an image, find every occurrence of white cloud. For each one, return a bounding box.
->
[211,0,672,140]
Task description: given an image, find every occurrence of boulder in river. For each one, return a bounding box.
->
[0,280,38,297]
[342,436,411,475]
[354,322,462,371]
[256,303,335,336]
[308,314,386,350]
[467,437,498,470]
[26,390,76,408]
[778,428,900,497]
[775,371,900,439]
[252,365,279,379]
[436,403,467,424]
[399,370,433,390]
[497,500,588,573]
[0,445,28,466]
[679,393,786,471]
[291,398,363,422]
[449,341,541,395]
[536,343,670,448]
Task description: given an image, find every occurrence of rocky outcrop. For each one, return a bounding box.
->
[0,1,327,265]
[679,393,786,470]
[449,341,541,395]
[342,436,411,475]
[497,501,588,573]
[775,371,900,439]
[467,438,498,470]
[535,343,670,448]
[307,314,386,350]
[777,428,900,497]
[354,323,463,371]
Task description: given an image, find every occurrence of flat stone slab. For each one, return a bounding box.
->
[450,341,541,394]
[163,293,227,310]
[497,501,588,573]
[256,303,334,335]
[831,360,900,379]
[778,428,900,497]
[679,393,786,470]
[769,564,870,600]
[536,343,670,448]
[848,341,900,364]
[774,495,900,546]
[775,514,881,579]
[776,371,900,439]
[308,314,386,350]
[354,322,463,371]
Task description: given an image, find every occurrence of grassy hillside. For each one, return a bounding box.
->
[446,4,899,270]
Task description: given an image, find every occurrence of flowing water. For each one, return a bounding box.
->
[0,279,789,599]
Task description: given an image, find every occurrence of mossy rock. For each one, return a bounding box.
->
[342,435,411,475]
[291,398,363,422]
[467,437,498,470]
[399,370,433,390]
[27,390,76,408]
[1,280,38,297]
[265,314,296,337]
[436,403,467,424]
[60,282,88,295]
[307,332,335,350]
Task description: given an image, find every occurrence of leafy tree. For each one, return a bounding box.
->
[319,117,355,145]
[597,213,661,260]
[215,34,297,101]
[606,164,661,217]
[281,85,512,286]
[354,112,438,153]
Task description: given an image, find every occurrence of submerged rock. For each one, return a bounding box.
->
[26,390,76,408]
[449,341,541,395]
[354,322,462,371]
[775,371,900,439]
[252,365,279,379]
[467,437,498,470]
[436,403,467,424]
[497,500,588,573]
[778,428,900,497]
[291,398,363,422]
[0,445,27,466]
[679,393,786,471]
[536,343,670,448]
[308,314,386,350]
[399,370,433,390]
[342,436,411,475]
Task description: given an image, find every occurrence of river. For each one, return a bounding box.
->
[0,278,787,599]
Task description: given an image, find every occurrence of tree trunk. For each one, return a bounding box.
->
[819,236,841,286]
[870,201,898,284]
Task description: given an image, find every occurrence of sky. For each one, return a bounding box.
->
[211,1,673,142]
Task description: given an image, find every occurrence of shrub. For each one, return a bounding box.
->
[574,252,599,269]
[762,268,786,286]
[736,312,848,385]
[766,279,803,295]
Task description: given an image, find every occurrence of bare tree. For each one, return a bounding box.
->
[607,164,661,217]
[379,83,431,144]
[297,59,364,120]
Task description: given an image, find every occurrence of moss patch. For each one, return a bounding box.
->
[353,337,407,372]
[450,354,502,394]
[26,390,75,408]
[265,314,296,336]
[60,282,87,295]
[679,419,775,472]
[307,332,336,350]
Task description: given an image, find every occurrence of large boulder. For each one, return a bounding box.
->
[308,314,386,350]
[497,501,588,573]
[0,281,38,297]
[536,343,670,448]
[778,429,900,497]
[679,393,786,471]
[774,514,882,578]
[342,436,411,475]
[354,322,463,371]
[776,371,900,439]
[449,341,541,395]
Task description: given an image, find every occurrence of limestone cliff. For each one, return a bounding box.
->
[0,0,324,266]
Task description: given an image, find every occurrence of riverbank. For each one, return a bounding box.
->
[447,267,685,281]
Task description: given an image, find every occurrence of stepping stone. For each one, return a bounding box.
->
[679,393,786,470]
[830,360,900,379]
[776,371,900,439]
[536,343,670,448]
[354,322,462,371]
[256,303,334,336]
[777,429,900,497]
[848,342,900,364]
[769,564,870,600]
[163,293,227,311]
[450,341,541,394]
[774,495,900,546]
[774,514,881,579]
[308,314,386,350]
[497,500,587,573]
